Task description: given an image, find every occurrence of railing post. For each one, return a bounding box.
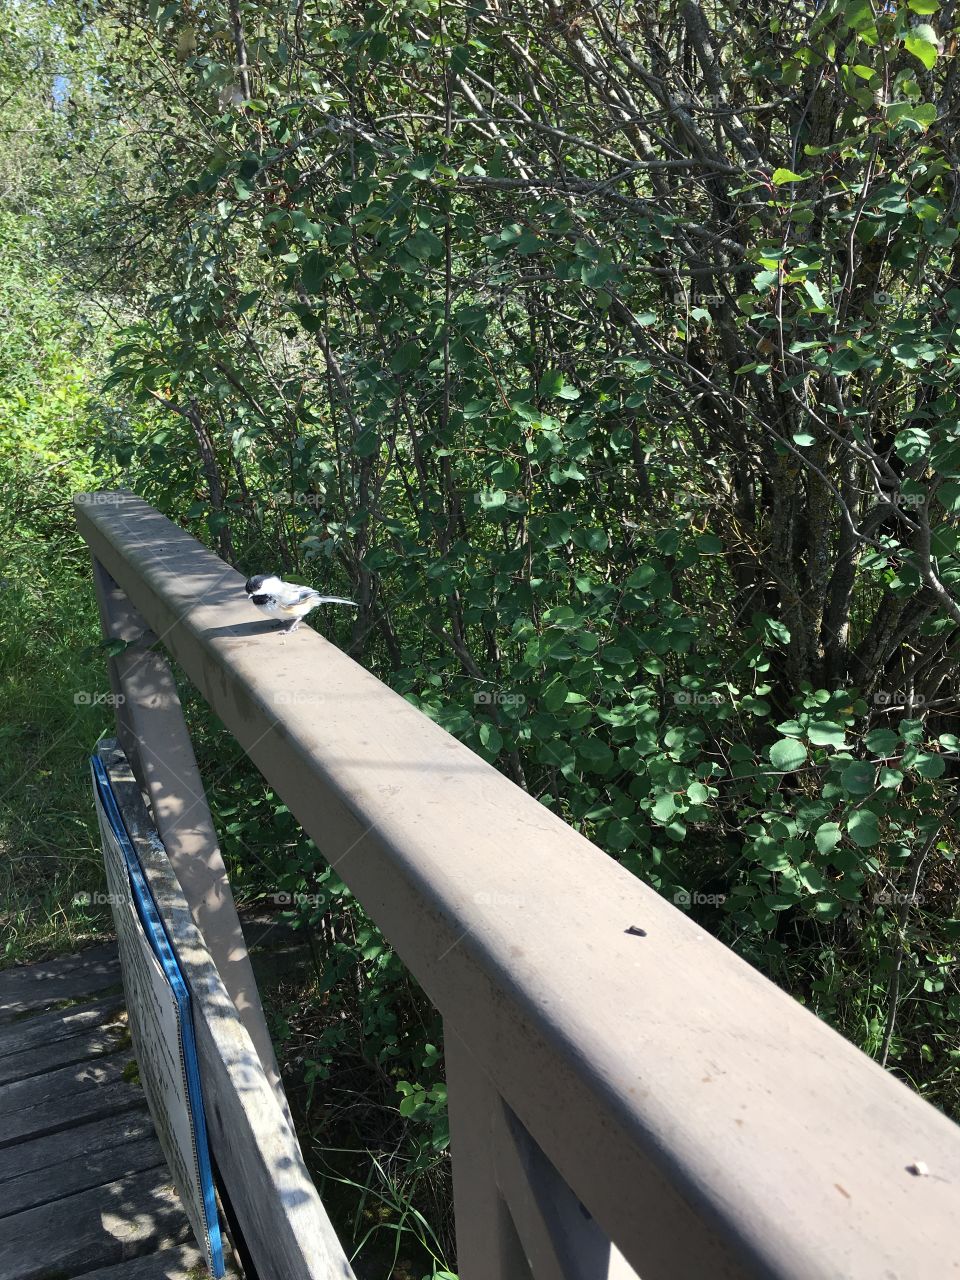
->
[89,555,290,1122]
[446,1025,533,1280]
[446,1025,638,1280]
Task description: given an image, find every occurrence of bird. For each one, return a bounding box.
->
[244,574,357,634]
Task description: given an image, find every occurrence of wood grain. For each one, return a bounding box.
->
[100,746,355,1280]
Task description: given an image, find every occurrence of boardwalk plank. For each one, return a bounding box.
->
[0,1107,155,1183]
[0,994,126,1061]
[0,1167,191,1280]
[0,1021,129,1086]
[0,1073,145,1149]
[0,1134,165,1218]
[0,1048,128,1118]
[76,1244,211,1280]
[0,945,122,1023]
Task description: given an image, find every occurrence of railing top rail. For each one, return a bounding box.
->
[76,490,960,1280]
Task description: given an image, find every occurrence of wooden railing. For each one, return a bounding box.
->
[76,490,960,1280]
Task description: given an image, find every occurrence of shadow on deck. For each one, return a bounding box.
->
[0,944,226,1280]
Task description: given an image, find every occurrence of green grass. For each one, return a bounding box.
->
[0,536,118,965]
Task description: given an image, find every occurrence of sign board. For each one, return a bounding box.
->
[91,754,225,1278]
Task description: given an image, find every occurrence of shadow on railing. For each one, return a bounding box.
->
[76,490,960,1280]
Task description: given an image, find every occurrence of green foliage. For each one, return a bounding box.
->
[4,0,960,1265]
[0,206,124,962]
[42,0,960,1114]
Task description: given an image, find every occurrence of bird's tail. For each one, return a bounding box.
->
[309,595,358,607]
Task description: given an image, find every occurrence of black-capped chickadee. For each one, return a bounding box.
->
[244,574,357,634]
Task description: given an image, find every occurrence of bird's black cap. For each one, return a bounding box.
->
[245,574,269,594]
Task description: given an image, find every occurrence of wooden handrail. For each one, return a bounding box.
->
[76,490,960,1280]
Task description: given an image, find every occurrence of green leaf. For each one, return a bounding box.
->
[578,737,615,774]
[478,722,503,754]
[300,250,327,295]
[865,728,899,756]
[408,154,437,180]
[626,565,657,590]
[652,793,677,822]
[771,168,808,185]
[841,761,875,795]
[770,738,808,771]
[390,340,422,374]
[542,678,568,712]
[802,279,827,309]
[808,722,845,748]
[905,29,939,69]
[764,892,800,911]
[538,369,579,400]
[815,822,842,855]
[406,228,444,261]
[913,752,946,779]
[797,862,826,893]
[848,808,880,847]
[886,101,938,130]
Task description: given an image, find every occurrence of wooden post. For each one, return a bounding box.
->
[90,557,289,1123]
[99,744,356,1280]
[447,1025,638,1280]
[446,1026,533,1280]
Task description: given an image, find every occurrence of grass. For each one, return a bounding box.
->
[0,534,118,965]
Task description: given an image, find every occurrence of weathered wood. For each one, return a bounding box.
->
[0,1048,129,1120]
[0,943,118,1002]
[92,559,289,1121]
[72,1245,209,1280]
[0,939,236,1280]
[0,1167,191,1280]
[0,1134,165,1218]
[445,1026,534,1280]
[0,1108,155,1183]
[0,992,125,1061]
[0,1019,129,1086]
[0,945,122,1023]
[75,492,960,1280]
[99,747,356,1280]
[0,1074,146,1149]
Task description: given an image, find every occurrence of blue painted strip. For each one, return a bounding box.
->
[91,754,226,1279]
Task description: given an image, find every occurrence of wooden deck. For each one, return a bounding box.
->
[0,944,223,1280]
